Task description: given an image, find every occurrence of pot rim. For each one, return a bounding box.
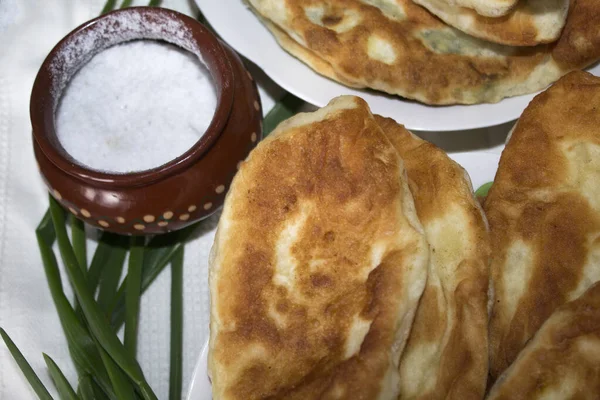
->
[30,6,234,188]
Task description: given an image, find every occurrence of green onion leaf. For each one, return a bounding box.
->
[77,375,99,400]
[49,196,158,400]
[43,354,79,400]
[475,181,494,198]
[124,236,144,357]
[87,232,128,295]
[97,244,127,316]
[101,0,117,14]
[70,217,88,322]
[71,217,87,273]
[36,230,117,400]
[120,0,133,8]
[148,0,162,6]
[37,209,56,246]
[110,223,197,329]
[169,246,184,400]
[91,378,112,400]
[97,344,136,400]
[0,328,53,400]
[197,10,206,24]
[262,93,305,137]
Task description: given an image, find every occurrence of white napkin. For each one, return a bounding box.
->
[0,1,280,399]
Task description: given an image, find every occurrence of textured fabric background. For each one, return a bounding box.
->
[0,1,279,398]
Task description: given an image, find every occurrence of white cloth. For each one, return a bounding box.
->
[0,1,280,399]
[0,1,507,399]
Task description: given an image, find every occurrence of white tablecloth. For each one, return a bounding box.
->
[0,1,508,398]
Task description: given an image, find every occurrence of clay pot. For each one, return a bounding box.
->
[31,7,262,234]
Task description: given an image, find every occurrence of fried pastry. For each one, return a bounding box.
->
[485,71,600,380]
[208,96,429,399]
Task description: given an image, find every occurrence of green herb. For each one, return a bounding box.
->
[78,375,102,400]
[169,246,184,400]
[87,232,128,294]
[43,354,79,400]
[37,209,56,246]
[0,328,53,400]
[71,217,87,272]
[120,0,133,8]
[263,93,305,136]
[96,244,126,316]
[49,196,158,400]
[91,378,112,400]
[37,229,116,399]
[101,0,117,14]
[103,0,159,14]
[125,236,145,356]
[109,224,197,329]
[475,181,494,198]
[97,345,136,399]
[70,216,87,322]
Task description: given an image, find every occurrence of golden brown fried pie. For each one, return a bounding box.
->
[444,0,518,17]
[551,0,600,71]
[377,117,490,400]
[246,0,600,105]
[247,0,557,105]
[259,17,363,90]
[485,71,600,381]
[413,0,569,46]
[487,282,600,400]
[208,96,429,400]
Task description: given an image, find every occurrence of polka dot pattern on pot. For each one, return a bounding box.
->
[56,200,222,232]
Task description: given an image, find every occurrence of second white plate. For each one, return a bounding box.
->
[187,341,211,400]
[195,0,599,132]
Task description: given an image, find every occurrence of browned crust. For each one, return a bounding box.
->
[414,0,568,47]
[487,282,600,400]
[552,0,600,70]
[248,0,600,105]
[377,117,491,400]
[261,18,365,89]
[208,96,428,399]
[485,71,600,381]
[257,0,550,104]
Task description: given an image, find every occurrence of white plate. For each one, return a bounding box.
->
[195,0,599,132]
[187,341,211,400]
[185,150,501,400]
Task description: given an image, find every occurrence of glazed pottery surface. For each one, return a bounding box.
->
[31,7,262,234]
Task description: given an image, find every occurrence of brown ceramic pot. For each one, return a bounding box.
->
[31,7,262,235]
